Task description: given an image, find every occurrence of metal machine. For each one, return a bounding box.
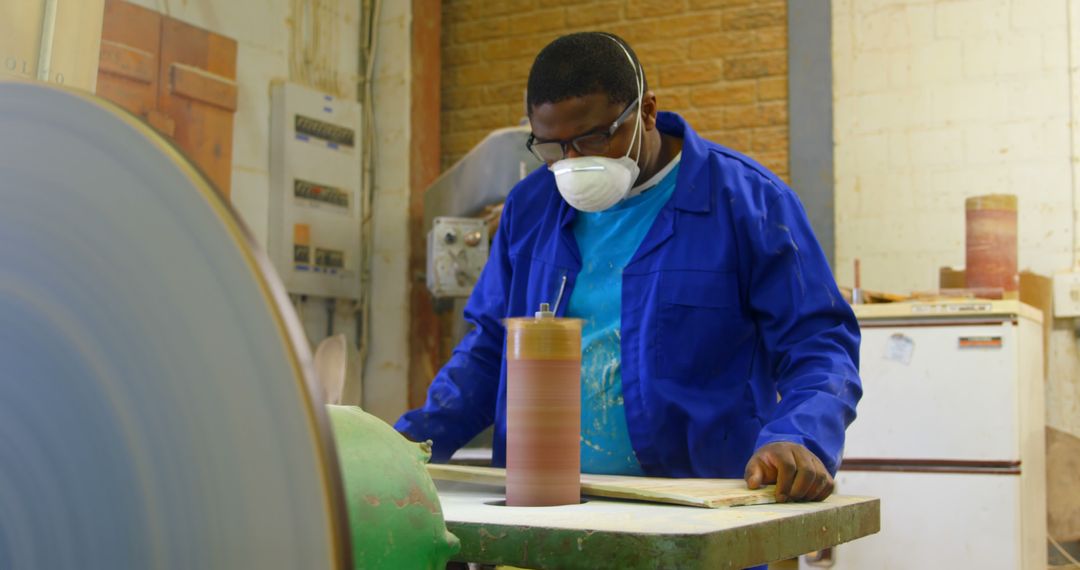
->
[0,81,456,569]
[427,216,489,299]
[423,126,543,304]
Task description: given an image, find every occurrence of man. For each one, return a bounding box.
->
[397,32,861,504]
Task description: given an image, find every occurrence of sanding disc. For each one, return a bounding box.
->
[0,82,349,568]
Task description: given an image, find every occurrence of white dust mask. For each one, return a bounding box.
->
[551,38,644,213]
[551,151,640,213]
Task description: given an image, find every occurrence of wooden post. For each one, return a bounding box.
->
[408,0,442,410]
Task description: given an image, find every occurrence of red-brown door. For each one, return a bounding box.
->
[96,0,237,198]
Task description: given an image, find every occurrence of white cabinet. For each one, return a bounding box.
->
[846,322,1020,462]
[828,471,1022,569]
[804,301,1046,570]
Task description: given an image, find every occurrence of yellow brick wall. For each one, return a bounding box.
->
[440,0,789,179]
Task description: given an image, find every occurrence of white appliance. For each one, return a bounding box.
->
[803,300,1046,569]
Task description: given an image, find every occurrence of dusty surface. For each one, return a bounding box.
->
[438,485,878,569]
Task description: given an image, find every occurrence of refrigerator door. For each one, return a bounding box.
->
[803,470,1022,570]
[846,322,1019,462]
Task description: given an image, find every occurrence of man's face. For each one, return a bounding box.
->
[528,93,639,165]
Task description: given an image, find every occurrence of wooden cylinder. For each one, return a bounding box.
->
[965,194,1018,293]
[504,316,581,507]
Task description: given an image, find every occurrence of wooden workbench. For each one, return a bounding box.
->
[437,482,879,569]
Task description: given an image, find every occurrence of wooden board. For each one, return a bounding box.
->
[427,464,776,508]
[97,0,237,198]
[97,0,161,120]
[158,15,237,198]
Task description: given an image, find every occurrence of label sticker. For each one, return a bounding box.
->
[293,224,310,264]
[295,114,354,147]
[959,336,1002,349]
[910,302,993,314]
[293,178,350,208]
[884,333,915,365]
[314,247,344,269]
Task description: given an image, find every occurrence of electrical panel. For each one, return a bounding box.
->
[427,217,489,298]
[269,81,361,300]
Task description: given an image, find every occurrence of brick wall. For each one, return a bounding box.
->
[440,0,789,179]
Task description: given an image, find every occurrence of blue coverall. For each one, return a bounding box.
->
[397,112,862,479]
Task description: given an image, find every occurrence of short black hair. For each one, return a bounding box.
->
[527,32,646,111]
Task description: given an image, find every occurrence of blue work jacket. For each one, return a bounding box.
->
[396,112,862,477]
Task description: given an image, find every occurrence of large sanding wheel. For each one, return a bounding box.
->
[0,82,350,568]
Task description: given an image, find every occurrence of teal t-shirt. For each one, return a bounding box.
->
[568,159,680,475]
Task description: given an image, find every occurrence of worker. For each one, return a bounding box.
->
[397,32,861,504]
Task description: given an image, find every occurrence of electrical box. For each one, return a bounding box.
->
[427,217,488,298]
[269,81,362,300]
[1053,271,1080,317]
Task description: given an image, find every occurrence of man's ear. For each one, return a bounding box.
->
[641,91,659,131]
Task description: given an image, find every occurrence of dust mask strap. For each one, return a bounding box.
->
[609,35,646,197]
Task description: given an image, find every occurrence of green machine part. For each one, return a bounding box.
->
[327,405,461,569]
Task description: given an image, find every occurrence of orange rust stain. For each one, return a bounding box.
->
[392,484,440,514]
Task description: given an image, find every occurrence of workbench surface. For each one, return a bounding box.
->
[437,483,879,569]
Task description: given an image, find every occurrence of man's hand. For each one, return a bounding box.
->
[744,442,834,503]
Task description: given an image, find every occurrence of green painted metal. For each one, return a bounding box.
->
[444,494,880,569]
[327,405,460,569]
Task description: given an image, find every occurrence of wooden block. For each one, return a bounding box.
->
[939,266,966,289]
[427,464,777,508]
[98,40,154,83]
[169,63,237,111]
[96,0,161,118]
[157,16,237,198]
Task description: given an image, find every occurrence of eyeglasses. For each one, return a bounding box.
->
[526,100,639,163]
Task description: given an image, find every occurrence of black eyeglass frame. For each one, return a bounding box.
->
[526,99,640,163]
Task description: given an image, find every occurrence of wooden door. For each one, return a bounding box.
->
[96,0,237,198]
[158,17,238,198]
[96,1,167,132]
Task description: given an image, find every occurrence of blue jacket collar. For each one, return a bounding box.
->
[656,111,710,214]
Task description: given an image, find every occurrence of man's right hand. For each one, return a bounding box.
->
[744,441,834,502]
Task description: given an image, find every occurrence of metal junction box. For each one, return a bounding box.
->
[268,81,362,300]
[427,217,488,299]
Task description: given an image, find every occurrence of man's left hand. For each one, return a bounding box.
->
[744,442,833,502]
